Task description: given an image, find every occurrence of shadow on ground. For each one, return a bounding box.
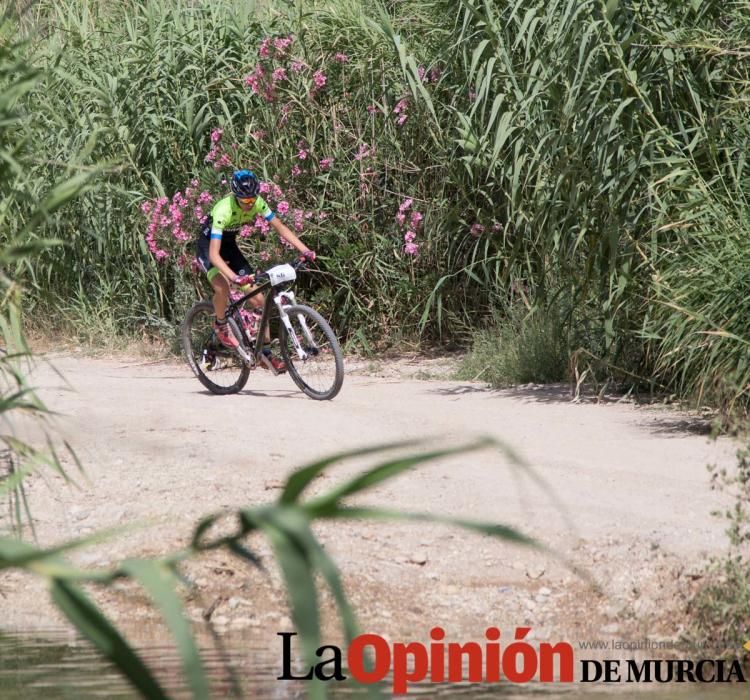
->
[429,383,715,437]
[430,383,574,403]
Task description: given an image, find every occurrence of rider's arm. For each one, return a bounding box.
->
[270,216,311,255]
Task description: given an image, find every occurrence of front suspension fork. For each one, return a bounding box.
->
[275,292,314,361]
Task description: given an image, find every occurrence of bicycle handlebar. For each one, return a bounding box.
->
[253,256,309,285]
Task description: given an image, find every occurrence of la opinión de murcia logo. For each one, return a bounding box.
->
[277,628,750,694]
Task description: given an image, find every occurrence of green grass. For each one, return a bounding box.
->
[456,305,569,387]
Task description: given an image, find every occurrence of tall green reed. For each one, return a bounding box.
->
[8,0,750,408]
[0,29,91,534]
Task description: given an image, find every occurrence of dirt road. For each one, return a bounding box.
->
[1,352,738,647]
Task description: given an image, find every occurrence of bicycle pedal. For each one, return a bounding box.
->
[259,353,280,375]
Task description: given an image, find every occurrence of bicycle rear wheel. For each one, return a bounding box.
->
[181,301,250,395]
[278,304,344,400]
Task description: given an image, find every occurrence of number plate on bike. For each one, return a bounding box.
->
[266,264,297,285]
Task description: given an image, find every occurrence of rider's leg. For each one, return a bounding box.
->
[208,271,239,349]
[209,270,230,320]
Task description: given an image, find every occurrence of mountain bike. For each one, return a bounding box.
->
[181,258,344,400]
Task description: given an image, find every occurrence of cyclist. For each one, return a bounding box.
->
[195,169,316,371]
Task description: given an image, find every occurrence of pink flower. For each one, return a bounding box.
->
[244,65,266,95]
[334,52,349,63]
[404,230,416,243]
[291,60,306,73]
[399,197,413,212]
[213,153,232,170]
[258,37,272,58]
[272,184,284,200]
[260,250,271,262]
[272,67,288,83]
[291,165,302,177]
[297,149,308,160]
[313,70,327,89]
[254,215,271,235]
[210,128,223,143]
[240,225,253,238]
[251,130,267,141]
[259,182,271,194]
[293,209,304,231]
[395,212,406,226]
[318,211,328,220]
[140,201,152,215]
[393,98,409,126]
[320,157,334,170]
[277,201,290,214]
[410,211,423,227]
[492,221,504,231]
[418,65,426,81]
[404,242,419,256]
[470,223,485,238]
[273,36,294,54]
[366,104,380,114]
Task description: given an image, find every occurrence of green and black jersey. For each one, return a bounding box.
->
[202,194,275,243]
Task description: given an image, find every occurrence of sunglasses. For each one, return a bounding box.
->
[237,196,257,205]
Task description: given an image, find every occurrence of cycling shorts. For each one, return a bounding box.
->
[194,237,251,282]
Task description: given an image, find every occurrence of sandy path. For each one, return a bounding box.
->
[0,353,738,647]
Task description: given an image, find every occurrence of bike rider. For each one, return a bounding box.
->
[195,169,315,371]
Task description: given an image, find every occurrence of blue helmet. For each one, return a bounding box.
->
[231,169,260,198]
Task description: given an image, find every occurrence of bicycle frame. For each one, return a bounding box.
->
[223,262,315,369]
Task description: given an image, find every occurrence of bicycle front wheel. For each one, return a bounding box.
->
[181,301,250,395]
[278,304,344,400]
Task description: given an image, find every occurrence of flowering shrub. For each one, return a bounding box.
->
[142,181,214,266]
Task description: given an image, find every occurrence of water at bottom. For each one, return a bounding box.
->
[0,630,746,699]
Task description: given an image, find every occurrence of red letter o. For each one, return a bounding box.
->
[348,634,391,684]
